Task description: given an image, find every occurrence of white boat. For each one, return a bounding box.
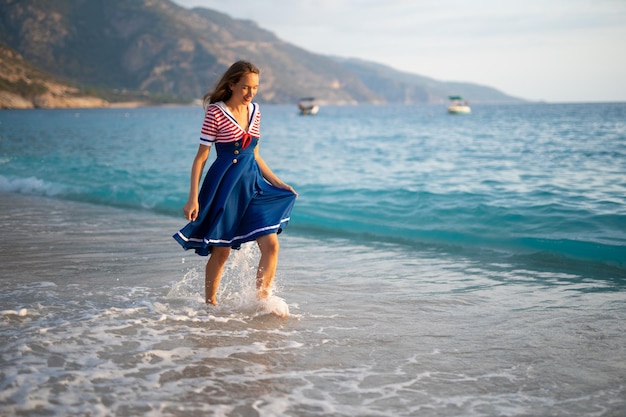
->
[447,96,471,114]
[298,97,319,115]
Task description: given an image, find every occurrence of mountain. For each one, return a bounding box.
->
[0,43,108,109]
[0,0,523,107]
[334,58,521,104]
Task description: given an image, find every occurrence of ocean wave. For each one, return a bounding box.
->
[290,187,626,268]
[0,175,76,197]
[2,173,624,269]
[0,174,180,214]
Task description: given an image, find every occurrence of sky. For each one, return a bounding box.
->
[171,0,626,103]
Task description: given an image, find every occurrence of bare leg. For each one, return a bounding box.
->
[205,246,231,305]
[255,233,280,299]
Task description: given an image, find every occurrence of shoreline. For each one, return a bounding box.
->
[0,99,198,110]
[3,100,626,111]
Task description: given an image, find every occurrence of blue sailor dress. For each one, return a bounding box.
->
[173,102,296,256]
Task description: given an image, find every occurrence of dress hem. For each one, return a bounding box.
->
[173,218,289,256]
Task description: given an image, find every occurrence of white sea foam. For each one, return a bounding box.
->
[0,174,75,197]
[258,295,290,317]
[1,253,623,417]
[0,308,27,316]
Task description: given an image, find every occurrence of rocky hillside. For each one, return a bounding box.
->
[0,43,108,109]
[0,0,523,107]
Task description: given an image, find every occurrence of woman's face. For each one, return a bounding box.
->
[229,72,259,105]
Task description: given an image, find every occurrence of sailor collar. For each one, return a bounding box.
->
[214,101,257,131]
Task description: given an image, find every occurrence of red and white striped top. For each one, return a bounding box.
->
[199,101,260,147]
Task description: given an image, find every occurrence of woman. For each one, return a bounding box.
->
[173,61,297,309]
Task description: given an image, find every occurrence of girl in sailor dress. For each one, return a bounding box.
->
[173,61,297,310]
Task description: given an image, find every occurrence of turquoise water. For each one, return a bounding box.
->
[1,103,625,268]
[0,104,626,269]
[1,103,625,416]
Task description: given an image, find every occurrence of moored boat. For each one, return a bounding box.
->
[447,96,471,114]
[298,97,319,115]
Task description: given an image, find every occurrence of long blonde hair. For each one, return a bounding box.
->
[203,61,260,109]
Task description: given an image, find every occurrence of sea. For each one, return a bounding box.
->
[0,102,625,417]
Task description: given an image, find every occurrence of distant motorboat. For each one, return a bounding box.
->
[298,97,319,115]
[447,96,471,114]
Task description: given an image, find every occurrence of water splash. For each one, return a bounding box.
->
[166,243,291,317]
